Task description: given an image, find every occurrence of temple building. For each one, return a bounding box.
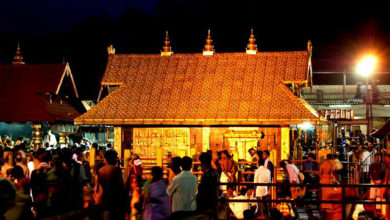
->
[75,30,325,166]
[0,43,85,148]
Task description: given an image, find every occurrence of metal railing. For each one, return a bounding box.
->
[218,181,389,220]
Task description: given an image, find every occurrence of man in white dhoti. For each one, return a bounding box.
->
[219,150,237,192]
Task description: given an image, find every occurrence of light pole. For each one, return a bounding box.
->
[356,55,376,136]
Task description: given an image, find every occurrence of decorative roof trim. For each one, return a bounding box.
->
[55,63,79,98]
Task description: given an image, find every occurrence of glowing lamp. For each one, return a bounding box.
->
[356,56,376,77]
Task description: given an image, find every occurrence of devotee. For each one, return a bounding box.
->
[43,130,57,148]
[254,159,271,217]
[303,153,315,171]
[14,152,28,178]
[245,148,259,182]
[219,150,237,192]
[30,149,52,217]
[279,160,300,218]
[167,156,182,184]
[262,150,274,181]
[167,156,198,214]
[197,152,219,217]
[45,155,70,216]
[319,154,341,220]
[361,146,371,183]
[0,178,16,219]
[98,150,127,220]
[0,150,13,178]
[211,151,222,175]
[143,166,171,220]
[229,187,250,219]
[5,140,13,149]
[248,148,259,167]
[369,154,386,217]
[11,166,29,195]
[14,137,23,147]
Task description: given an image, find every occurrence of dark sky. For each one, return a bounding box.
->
[1,1,390,98]
[0,0,159,34]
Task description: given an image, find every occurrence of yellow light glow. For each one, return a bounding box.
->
[298,122,313,130]
[281,127,289,161]
[202,127,210,152]
[356,55,376,77]
[203,51,214,56]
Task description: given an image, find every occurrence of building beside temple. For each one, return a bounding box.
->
[303,72,390,137]
[75,30,325,165]
[0,43,85,148]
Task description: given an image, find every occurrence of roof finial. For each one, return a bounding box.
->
[307,40,312,55]
[246,28,258,55]
[161,30,173,56]
[107,44,115,55]
[12,42,25,64]
[203,29,215,55]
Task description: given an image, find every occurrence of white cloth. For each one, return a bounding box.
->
[27,161,35,179]
[254,166,271,197]
[167,170,198,212]
[286,164,300,183]
[220,172,230,191]
[229,195,250,219]
[362,151,371,172]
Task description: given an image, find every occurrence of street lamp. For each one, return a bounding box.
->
[356,56,376,77]
[356,55,377,136]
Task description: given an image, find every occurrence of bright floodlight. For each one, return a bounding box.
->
[356,56,376,77]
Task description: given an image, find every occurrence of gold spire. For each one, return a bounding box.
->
[203,29,215,56]
[107,44,115,55]
[307,40,312,56]
[161,31,173,56]
[246,29,258,55]
[12,42,24,64]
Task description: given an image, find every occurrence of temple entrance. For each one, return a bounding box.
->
[224,127,262,161]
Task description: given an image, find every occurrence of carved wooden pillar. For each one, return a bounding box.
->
[114,127,122,159]
[31,124,43,150]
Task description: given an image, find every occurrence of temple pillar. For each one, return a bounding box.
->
[114,127,122,159]
[31,124,43,150]
[89,147,96,169]
[277,126,290,181]
[280,126,290,161]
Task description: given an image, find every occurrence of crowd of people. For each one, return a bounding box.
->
[1,132,390,220]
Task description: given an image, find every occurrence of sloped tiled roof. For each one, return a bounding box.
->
[102,51,311,85]
[0,63,81,122]
[76,51,320,125]
[371,119,390,137]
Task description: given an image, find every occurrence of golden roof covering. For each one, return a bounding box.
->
[75,51,319,125]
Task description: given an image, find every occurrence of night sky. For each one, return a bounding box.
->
[1,1,390,98]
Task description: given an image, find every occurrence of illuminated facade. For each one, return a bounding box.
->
[75,32,323,164]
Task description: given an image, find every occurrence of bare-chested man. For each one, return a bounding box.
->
[219,150,237,192]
